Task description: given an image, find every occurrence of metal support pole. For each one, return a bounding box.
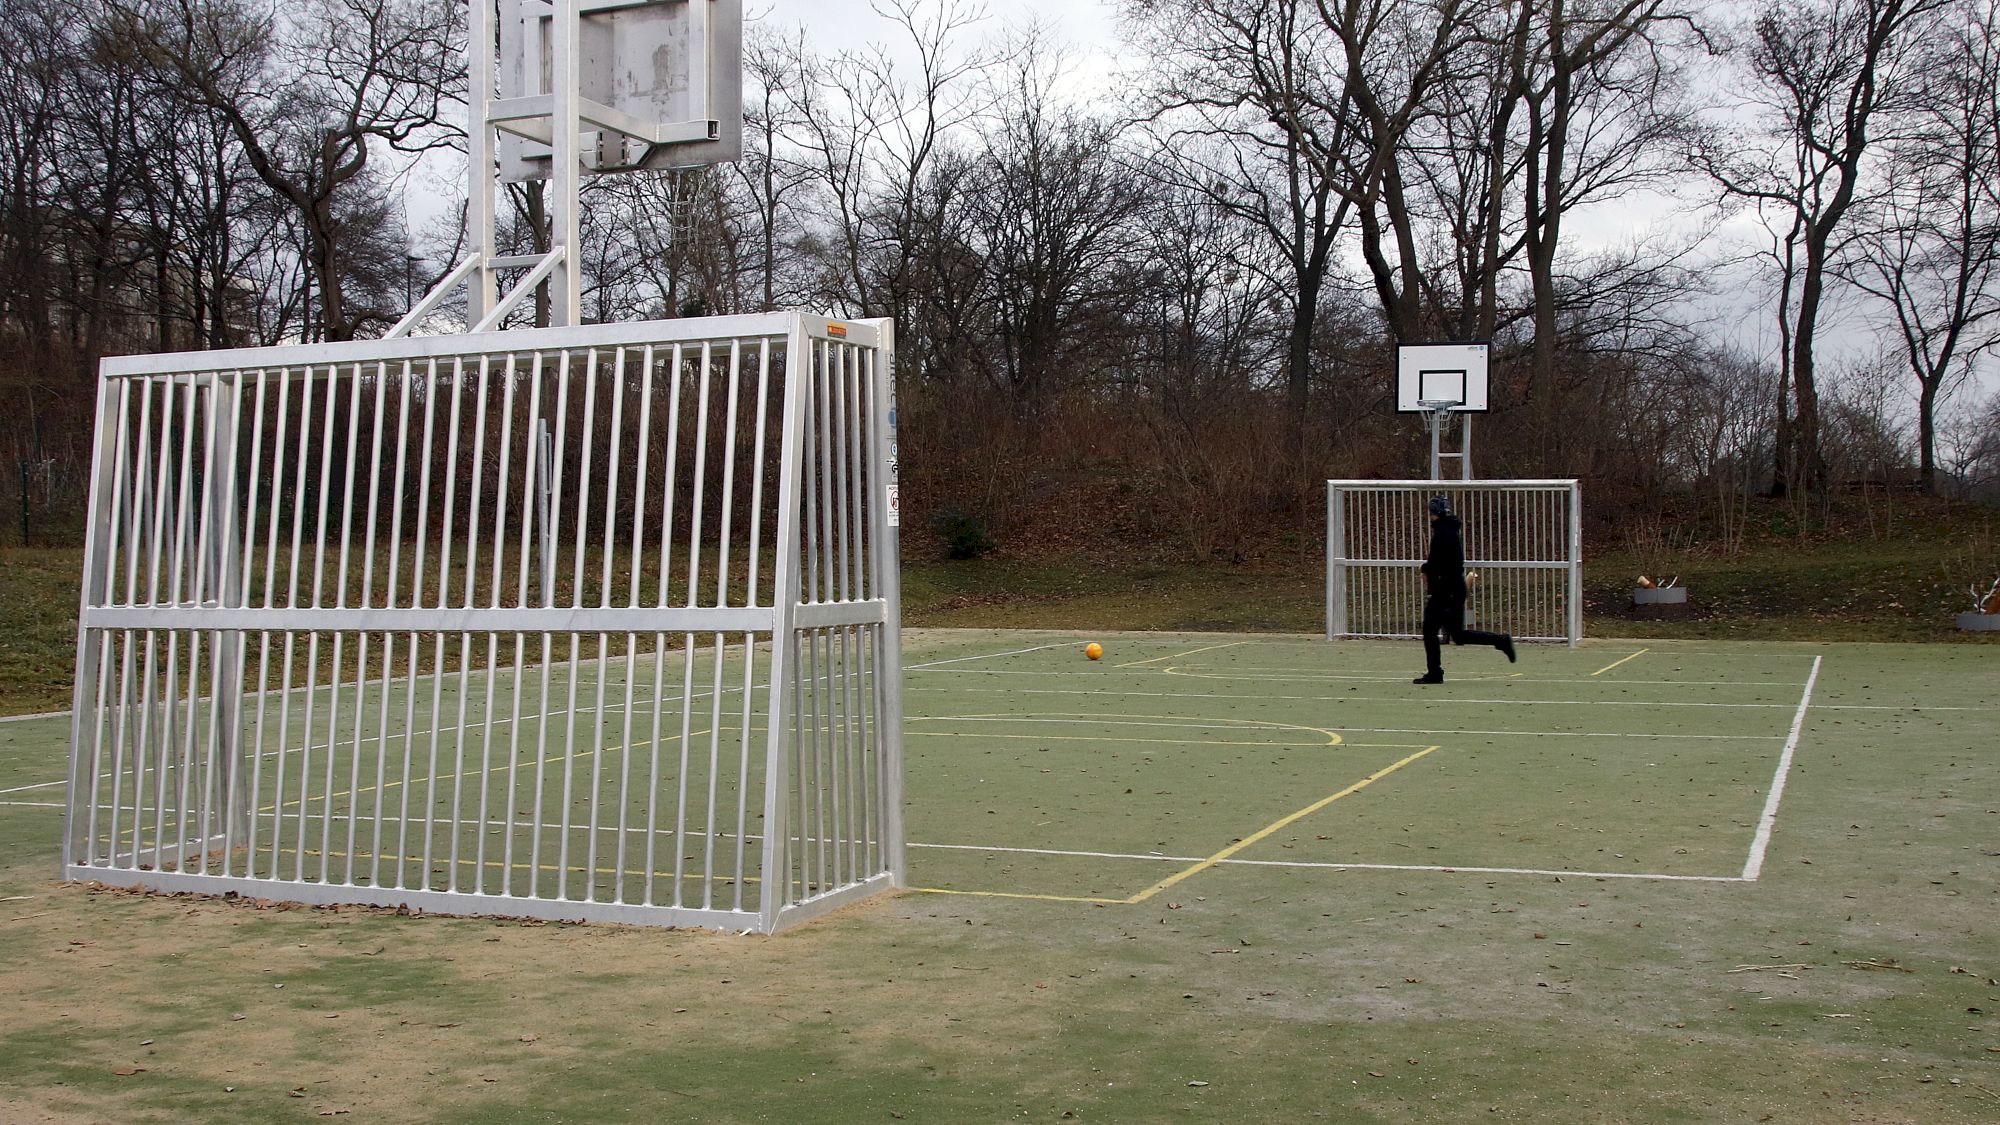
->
[467,0,497,324]
[204,375,249,849]
[548,0,583,326]
[864,319,905,888]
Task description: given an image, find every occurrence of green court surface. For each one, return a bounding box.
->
[0,630,1995,1123]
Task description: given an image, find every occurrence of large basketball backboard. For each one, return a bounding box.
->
[497,0,744,180]
[1396,342,1490,413]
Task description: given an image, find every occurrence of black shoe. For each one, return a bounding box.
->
[1499,635,1516,663]
[1412,673,1444,685]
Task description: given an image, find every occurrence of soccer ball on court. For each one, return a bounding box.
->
[1085,643,1103,660]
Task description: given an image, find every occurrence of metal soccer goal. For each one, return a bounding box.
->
[1326,480,1582,646]
[63,313,903,932]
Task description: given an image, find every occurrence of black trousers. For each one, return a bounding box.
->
[1421,594,1509,675]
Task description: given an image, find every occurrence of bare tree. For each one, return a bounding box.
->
[970,50,1152,403]
[122,0,464,341]
[1695,0,1949,495]
[1125,0,1355,410]
[1845,0,2000,492]
[784,0,1001,323]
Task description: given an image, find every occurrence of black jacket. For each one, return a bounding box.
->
[1421,513,1466,599]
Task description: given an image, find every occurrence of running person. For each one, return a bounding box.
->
[1414,495,1515,684]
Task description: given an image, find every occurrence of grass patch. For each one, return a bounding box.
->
[0,549,85,716]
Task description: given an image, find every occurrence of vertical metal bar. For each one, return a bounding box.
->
[324,362,368,885]
[448,356,495,892]
[505,352,548,895]
[856,324,904,884]
[801,343,820,607]
[66,373,127,870]
[531,349,574,899]
[558,348,600,899]
[373,360,414,885]
[109,380,157,867]
[83,380,134,864]
[644,344,682,906]
[399,359,439,887]
[1568,482,1583,646]
[759,317,810,927]
[836,342,860,876]
[293,363,336,879]
[614,346,653,903]
[474,353,520,893]
[343,362,388,883]
[230,369,272,877]
[189,375,225,871]
[734,339,773,907]
[586,346,628,901]
[423,359,467,887]
[274,365,313,878]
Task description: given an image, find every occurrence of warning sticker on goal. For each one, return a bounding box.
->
[886,484,901,527]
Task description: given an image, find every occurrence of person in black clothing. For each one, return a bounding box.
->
[1414,495,1515,684]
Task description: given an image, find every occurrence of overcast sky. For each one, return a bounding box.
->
[750,0,1122,62]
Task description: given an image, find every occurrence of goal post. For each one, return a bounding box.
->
[64,312,902,933]
[1327,480,1582,646]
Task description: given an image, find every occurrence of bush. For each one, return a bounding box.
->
[932,509,997,560]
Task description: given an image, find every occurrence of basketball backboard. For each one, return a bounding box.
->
[497,0,744,181]
[1396,342,1490,413]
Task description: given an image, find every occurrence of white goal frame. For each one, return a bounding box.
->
[1326,480,1582,646]
[64,313,902,932]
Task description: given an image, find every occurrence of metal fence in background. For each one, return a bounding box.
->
[1326,480,1582,646]
[63,312,903,933]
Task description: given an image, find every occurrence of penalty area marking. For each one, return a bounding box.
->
[1112,640,1250,668]
[911,745,1440,905]
[904,642,1074,670]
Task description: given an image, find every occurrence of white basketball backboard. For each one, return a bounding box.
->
[1396,342,1490,413]
[497,0,744,181]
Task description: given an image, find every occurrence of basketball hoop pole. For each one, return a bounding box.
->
[1419,400,1473,481]
[391,0,740,338]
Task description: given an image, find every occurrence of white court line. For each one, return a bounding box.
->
[1742,655,1824,881]
[0,780,66,795]
[913,716,1334,735]
[916,678,1791,709]
[907,842,1744,883]
[904,642,1073,670]
[0,800,64,809]
[1114,640,1250,668]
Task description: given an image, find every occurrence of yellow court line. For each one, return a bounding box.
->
[1122,745,1441,904]
[1113,640,1251,669]
[1591,648,1650,677]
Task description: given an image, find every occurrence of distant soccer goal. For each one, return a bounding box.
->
[64,312,903,932]
[1326,480,1582,646]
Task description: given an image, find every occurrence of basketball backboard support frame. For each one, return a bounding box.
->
[1396,342,1490,480]
[390,0,743,336]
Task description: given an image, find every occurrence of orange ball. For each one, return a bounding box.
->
[1084,643,1103,661]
